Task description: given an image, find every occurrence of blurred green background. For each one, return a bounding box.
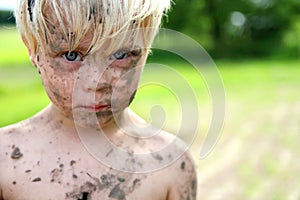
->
[1,1,300,199]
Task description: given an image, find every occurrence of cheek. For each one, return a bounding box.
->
[110,57,144,88]
[114,67,141,91]
[40,64,76,109]
[111,67,142,107]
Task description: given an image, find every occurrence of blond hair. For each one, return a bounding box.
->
[15,0,171,56]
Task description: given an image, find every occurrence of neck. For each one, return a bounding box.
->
[41,103,122,137]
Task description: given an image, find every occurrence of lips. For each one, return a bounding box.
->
[82,104,111,112]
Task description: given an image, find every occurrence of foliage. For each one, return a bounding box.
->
[0,10,14,24]
[164,0,300,59]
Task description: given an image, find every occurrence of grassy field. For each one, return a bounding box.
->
[1,27,300,199]
[195,60,300,199]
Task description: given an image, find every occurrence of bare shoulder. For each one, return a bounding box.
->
[153,131,198,200]
[0,121,32,198]
[130,128,198,200]
[0,119,33,149]
[0,121,27,156]
[172,150,197,199]
[0,120,33,167]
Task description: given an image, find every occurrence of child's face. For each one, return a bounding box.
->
[35,28,147,128]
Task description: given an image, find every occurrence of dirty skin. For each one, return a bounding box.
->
[181,161,186,170]
[32,177,42,182]
[151,152,163,162]
[50,159,65,183]
[11,147,23,159]
[66,173,143,200]
[178,156,198,200]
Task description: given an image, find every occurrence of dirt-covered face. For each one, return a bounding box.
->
[35,28,147,128]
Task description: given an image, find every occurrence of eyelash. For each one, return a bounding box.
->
[112,50,129,60]
[112,49,142,60]
[60,49,141,63]
[62,51,82,62]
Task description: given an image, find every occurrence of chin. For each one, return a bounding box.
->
[72,109,114,129]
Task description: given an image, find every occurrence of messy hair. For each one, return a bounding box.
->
[15,0,171,57]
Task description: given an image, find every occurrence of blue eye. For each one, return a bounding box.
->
[62,51,82,62]
[113,50,128,60]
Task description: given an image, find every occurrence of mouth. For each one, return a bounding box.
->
[81,105,111,112]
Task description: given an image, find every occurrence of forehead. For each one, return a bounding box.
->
[45,26,146,57]
[46,9,148,54]
[42,1,149,56]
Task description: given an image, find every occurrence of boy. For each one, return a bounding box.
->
[0,0,197,199]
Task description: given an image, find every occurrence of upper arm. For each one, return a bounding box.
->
[167,151,198,200]
[0,131,4,200]
[0,128,10,200]
[0,188,3,200]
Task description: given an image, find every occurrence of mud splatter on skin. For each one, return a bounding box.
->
[11,147,23,159]
[66,173,144,200]
[50,162,64,183]
[151,153,163,162]
[53,90,64,104]
[50,168,63,183]
[185,177,198,200]
[109,183,126,200]
[127,179,141,193]
[178,156,198,200]
[32,177,42,182]
[79,192,90,200]
[191,178,197,193]
[70,160,76,166]
[66,181,97,199]
[123,150,144,171]
[6,128,16,135]
[181,161,186,170]
[70,160,78,179]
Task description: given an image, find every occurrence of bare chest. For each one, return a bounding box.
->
[1,149,168,200]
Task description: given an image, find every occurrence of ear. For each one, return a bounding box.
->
[27,47,40,69]
[22,36,38,68]
[30,53,38,68]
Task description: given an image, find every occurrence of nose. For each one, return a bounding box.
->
[81,68,113,92]
[77,54,114,92]
[95,82,112,93]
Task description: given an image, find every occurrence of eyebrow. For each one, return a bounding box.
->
[114,46,143,53]
[111,47,144,58]
[74,38,93,54]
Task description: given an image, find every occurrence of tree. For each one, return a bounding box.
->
[0,11,15,24]
[165,0,300,58]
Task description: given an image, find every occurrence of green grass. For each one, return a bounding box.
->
[1,27,300,199]
[0,27,49,126]
[0,26,31,66]
[0,66,50,126]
